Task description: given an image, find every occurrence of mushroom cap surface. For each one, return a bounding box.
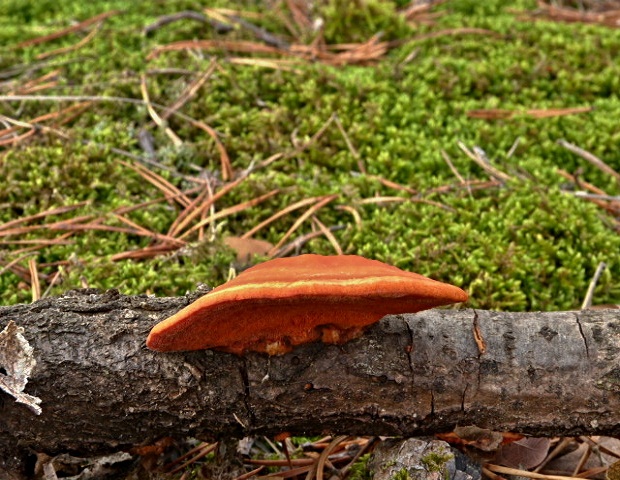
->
[146,254,468,355]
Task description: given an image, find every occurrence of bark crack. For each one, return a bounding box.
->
[461,383,468,413]
[239,358,256,428]
[473,309,483,389]
[574,312,590,359]
[402,316,415,382]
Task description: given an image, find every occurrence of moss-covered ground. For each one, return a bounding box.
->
[1,0,619,310]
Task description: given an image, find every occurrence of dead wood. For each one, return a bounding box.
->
[0,289,619,471]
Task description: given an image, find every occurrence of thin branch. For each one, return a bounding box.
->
[440,149,466,184]
[268,195,338,255]
[36,21,103,60]
[457,141,511,182]
[311,216,343,255]
[333,114,365,174]
[161,58,218,120]
[581,261,607,310]
[143,11,232,35]
[140,75,183,147]
[242,196,323,239]
[12,10,121,48]
[557,139,620,184]
[28,258,41,302]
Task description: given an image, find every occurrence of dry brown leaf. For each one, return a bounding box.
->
[496,437,551,470]
[450,426,506,452]
[224,236,273,264]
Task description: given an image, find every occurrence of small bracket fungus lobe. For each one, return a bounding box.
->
[146,254,468,355]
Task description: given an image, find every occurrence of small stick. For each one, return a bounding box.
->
[242,196,323,239]
[140,75,183,147]
[486,463,582,480]
[143,11,231,35]
[269,195,338,255]
[28,258,41,302]
[226,14,290,49]
[13,10,121,48]
[338,437,377,478]
[161,58,218,120]
[312,215,343,255]
[271,225,344,258]
[572,191,620,202]
[41,269,63,299]
[36,21,103,60]
[558,139,620,184]
[335,205,362,229]
[179,189,279,240]
[291,113,336,156]
[440,149,466,183]
[572,441,591,476]
[506,137,520,159]
[457,141,511,182]
[333,114,365,174]
[581,261,607,310]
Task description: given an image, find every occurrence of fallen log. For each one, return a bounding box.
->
[1,289,618,475]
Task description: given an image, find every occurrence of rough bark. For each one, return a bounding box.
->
[0,289,619,469]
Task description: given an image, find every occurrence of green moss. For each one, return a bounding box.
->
[1,0,619,308]
[348,453,373,480]
[391,467,412,480]
[318,0,412,44]
[420,450,454,473]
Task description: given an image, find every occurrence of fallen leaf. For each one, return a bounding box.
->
[224,236,273,264]
[496,437,550,469]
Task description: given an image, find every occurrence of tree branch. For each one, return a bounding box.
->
[1,289,618,467]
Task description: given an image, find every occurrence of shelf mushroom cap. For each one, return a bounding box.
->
[146,254,468,355]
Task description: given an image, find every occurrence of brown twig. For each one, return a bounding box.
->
[268,194,338,255]
[225,14,290,49]
[581,262,607,310]
[242,195,324,239]
[168,173,249,238]
[520,1,620,28]
[556,169,620,218]
[467,106,593,120]
[0,202,89,233]
[369,175,417,195]
[179,189,280,240]
[557,139,620,184]
[485,463,583,480]
[36,21,103,60]
[28,258,41,302]
[186,117,233,181]
[140,75,183,147]
[333,114,365,173]
[311,216,343,255]
[143,11,232,35]
[358,195,454,211]
[163,442,218,475]
[406,27,502,43]
[7,69,61,95]
[161,59,218,120]
[13,10,121,48]
[440,149,466,184]
[270,225,344,258]
[148,40,283,60]
[457,141,511,182]
[119,160,192,207]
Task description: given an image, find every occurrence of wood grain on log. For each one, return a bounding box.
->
[0,289,618,465]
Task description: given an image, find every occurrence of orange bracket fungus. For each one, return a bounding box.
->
[146,254,468,355]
